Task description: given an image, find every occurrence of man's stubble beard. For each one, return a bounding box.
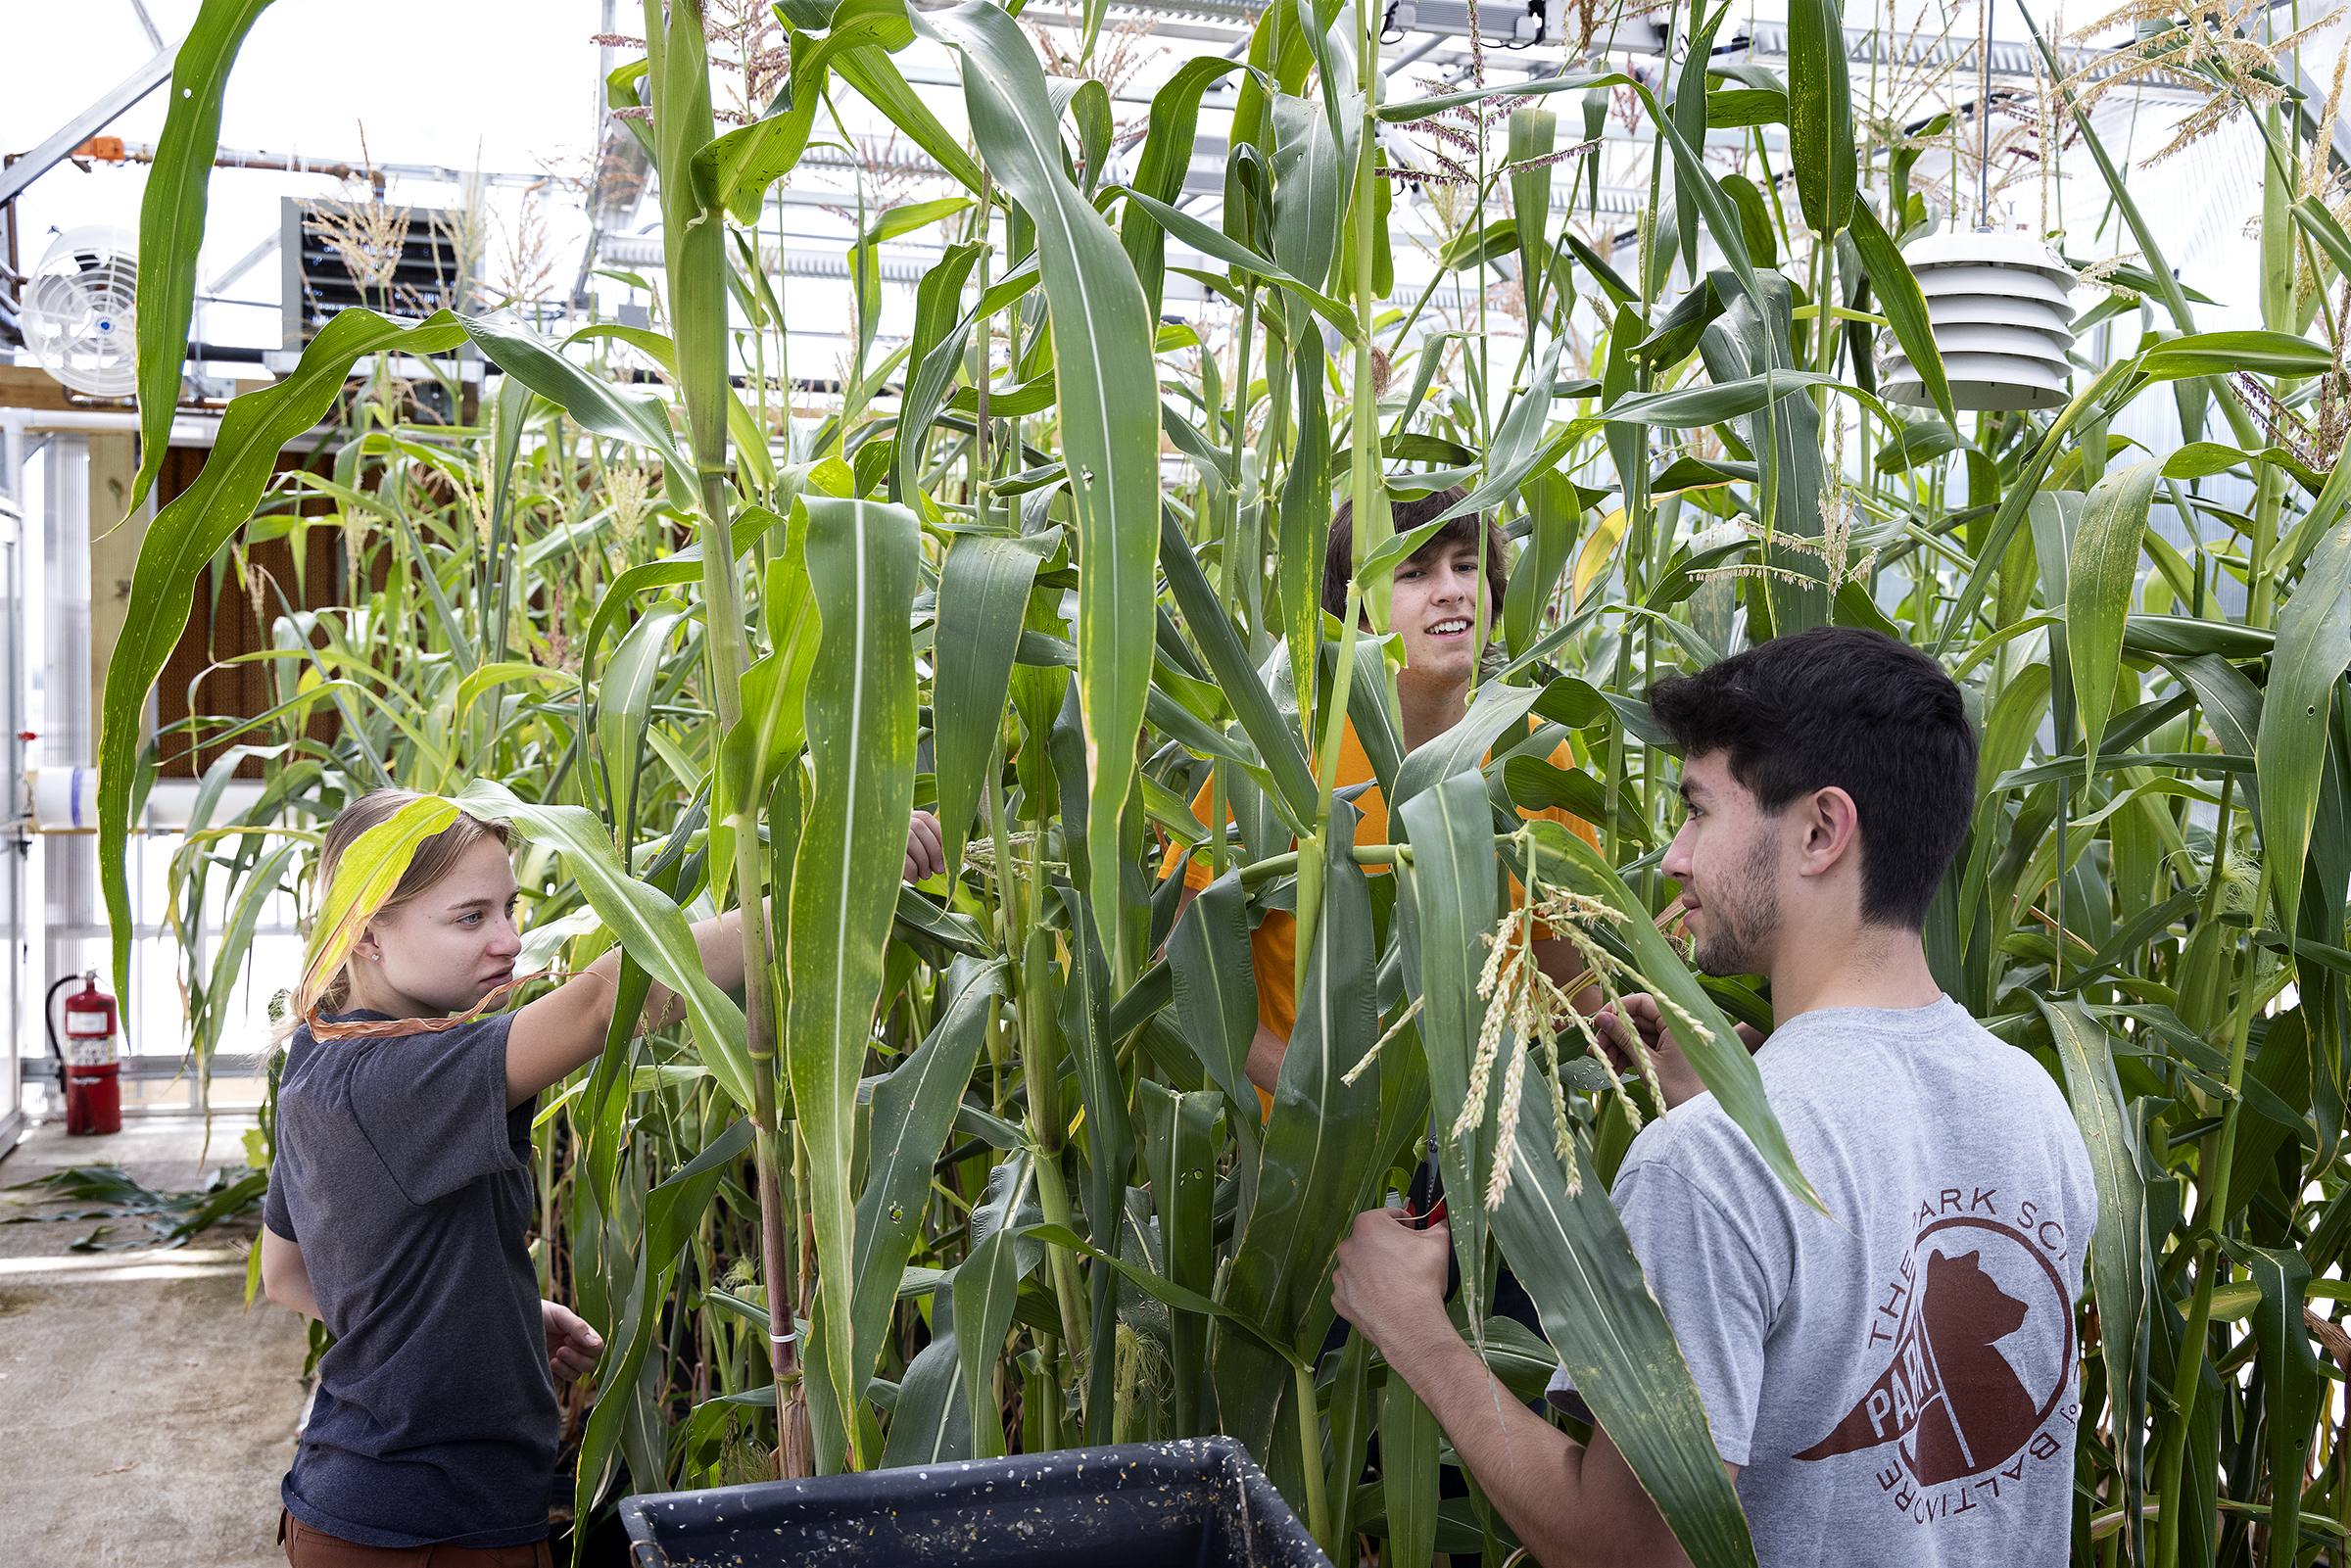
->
[1693,829,1781,977]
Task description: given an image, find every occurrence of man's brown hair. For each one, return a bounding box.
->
[1323,485,1511,623]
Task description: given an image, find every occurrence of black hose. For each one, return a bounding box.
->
[43,974,78,1086]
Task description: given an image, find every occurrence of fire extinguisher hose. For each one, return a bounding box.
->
[44,974,79,1084]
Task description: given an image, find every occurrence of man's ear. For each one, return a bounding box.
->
[1794,785,1863,879]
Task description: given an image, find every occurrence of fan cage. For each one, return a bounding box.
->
[24,227,139,400]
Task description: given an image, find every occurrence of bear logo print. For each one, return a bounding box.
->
[1796,1203,2075,1504]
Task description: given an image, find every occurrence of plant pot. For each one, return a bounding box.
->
[618,1437,1331,1568]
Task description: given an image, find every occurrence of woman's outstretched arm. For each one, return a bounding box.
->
[504,902,757,1108]
[504,811,944,1107]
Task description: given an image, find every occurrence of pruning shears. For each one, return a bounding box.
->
[1404,1111,1447,1230]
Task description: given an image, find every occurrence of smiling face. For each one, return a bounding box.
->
[1390,534,1495,690]
[1661,749,1788,977]
[348,836,525,1018]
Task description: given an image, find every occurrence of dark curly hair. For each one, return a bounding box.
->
[1647,627,1976,930]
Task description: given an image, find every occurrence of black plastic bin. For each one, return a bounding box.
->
[618,1436,1331,1568]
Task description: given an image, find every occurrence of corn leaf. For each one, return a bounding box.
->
[130,0,276,515]
[597,602,686,830]
[892,244,986,503]
[920,0,1165,966]
[100,309,474,1012]
[2230,1236,2325,1556]
[1137,1079,1226,1436]
[1786,0,1854,235]
[296,795,461,1005]
[2260,504,2351,946]
[1396,773,1509,1332]
[1056,886,1139,1437]
[1119,189,1362,343]
[851,958,1005,1398]
[577,1118,754,1517]
[785,495,922,1456]
[1120,57,1249,315]
[1213,804,1383,1455]
[1604,367,1838,430]
[1158,508,1320,830]
[1847,197,1952,427]
[1383,1380,1445,1568]
[2069,458,2163,778]
[1486,1080,1760,1567]
[934,534,1052,880]
[454,781,756,1112]
[1392,680,1546,812]
[1169,871,1267,1151]
[878,1324,972,1466]
[1357,340,1572,582]
[2139,331,2336,382]
[953,1153,1032,1457]
[2040,999,2148,1561]
[833,44,987,195]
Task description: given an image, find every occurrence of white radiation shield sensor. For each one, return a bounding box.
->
[1881,233,2078,413]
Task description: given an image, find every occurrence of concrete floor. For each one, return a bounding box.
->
[0,1114,311,1567]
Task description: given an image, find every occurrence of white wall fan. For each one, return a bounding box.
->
[22,226,139,399]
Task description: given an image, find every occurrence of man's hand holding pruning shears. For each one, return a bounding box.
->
[1329,1134,1453,1349]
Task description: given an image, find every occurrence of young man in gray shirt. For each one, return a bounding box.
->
[1332,626,2096,1566]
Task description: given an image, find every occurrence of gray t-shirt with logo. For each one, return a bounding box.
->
[1548,995,2097,1564]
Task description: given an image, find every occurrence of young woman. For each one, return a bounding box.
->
[259,791,797,1564]
[1163,487,1603,1108]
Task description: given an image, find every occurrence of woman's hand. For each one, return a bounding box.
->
[1595,991,1765,1112]
[543,1299,604,1384]
[905,809,945,883]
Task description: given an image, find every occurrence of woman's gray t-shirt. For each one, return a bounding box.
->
[1549,996,2097,1565]
[262,1011,556,1549]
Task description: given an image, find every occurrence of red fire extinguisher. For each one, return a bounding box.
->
[49,972,120,1136]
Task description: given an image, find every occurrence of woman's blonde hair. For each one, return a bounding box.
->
[304,788,511,1021]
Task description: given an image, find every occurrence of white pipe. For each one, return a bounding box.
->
[2,409,225,459]
[6,409,144,434]
[42,441,90,771]
[0,412,23,520]
[37,434,100,1062]
[28,767,100,833]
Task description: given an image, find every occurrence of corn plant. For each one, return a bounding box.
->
[96,0,2351,1563]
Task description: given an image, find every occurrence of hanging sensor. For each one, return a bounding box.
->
[1378,0,1544,43]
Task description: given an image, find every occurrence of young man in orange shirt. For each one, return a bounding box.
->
[1163,486,1603,1105]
